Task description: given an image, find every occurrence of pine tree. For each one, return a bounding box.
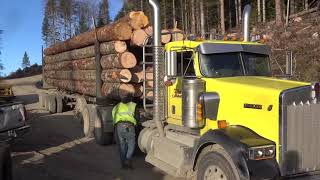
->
[59,0,73,40]
[0,30,4,75]
[97,0,111,27]
[275,0,283,26]
[22,52,30,69]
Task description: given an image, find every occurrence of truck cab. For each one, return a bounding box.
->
[139,37,320,179]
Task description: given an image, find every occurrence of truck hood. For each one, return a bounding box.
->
[204,76,309,93]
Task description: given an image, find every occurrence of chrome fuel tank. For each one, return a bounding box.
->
[182,78,205,128]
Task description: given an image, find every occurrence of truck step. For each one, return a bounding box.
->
[146,154,181,177]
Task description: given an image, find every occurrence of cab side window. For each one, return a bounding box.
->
[176,51,195,77]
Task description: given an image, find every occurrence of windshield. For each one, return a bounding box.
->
[200,52,271,77]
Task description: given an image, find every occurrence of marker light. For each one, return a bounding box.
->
[217,120,228,129]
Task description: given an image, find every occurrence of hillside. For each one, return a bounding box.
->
[257,11,320,82]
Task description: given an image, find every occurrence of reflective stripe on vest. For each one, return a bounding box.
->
[112,102,137,125]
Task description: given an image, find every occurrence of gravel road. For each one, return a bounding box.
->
[7,75,179,180]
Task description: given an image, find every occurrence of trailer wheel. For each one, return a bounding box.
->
[48,95,57,114]
[94,108,113,145]
[56,95,63,113]
[82,105,94,137]
[196,145,239,180]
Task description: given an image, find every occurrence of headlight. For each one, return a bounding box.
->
[248,145,275,160]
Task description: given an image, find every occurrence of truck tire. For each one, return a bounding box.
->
[43,94,49,110]
[38,93,45,107]
[82,105,95,137]
[94,108,113,145]
[0,144,12,180]
[196,145,240,180]
[56,95,63,113]
[48,95,57,114]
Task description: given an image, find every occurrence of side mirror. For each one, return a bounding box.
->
[165,51,177,77]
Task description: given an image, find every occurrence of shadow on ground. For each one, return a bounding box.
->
[11,109,171,180]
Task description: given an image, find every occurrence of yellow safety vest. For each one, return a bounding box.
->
[112,102,137,125]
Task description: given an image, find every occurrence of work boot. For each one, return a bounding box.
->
[126,160,134,170]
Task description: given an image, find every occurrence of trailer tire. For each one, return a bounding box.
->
[82,105,94,137]
[94,108,113,146]
[56,95,63,113]
[48,95,57,114]
[196,145,240,180]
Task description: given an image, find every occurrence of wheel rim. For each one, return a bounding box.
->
[204,165,227,180]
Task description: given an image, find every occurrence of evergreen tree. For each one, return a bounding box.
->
[0,30,4,76]
[22,52,30,69]
[97,0,111,27]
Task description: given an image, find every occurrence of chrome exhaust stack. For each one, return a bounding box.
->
[242,4,252,42]
[148,0,165,137]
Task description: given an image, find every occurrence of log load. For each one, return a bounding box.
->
[45,78,141,99]
[44,41,127,64]
[171,28,184,41]
[44,11,149,56]
[130,66,153,83]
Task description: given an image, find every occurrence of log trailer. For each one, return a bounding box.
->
[40,0,320,179]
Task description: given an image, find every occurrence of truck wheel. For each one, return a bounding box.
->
[38,93,45,107]
[94,108,113,145]
[48,95,57,114]
[56,95,63,113]
[82,105,94,137]
[43,94,49,110]
[0,144,12,180]
[196,145,240,180]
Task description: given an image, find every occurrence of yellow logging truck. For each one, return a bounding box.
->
[40,0,320,179]
[137,1,320,179]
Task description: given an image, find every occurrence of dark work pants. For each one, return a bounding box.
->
[115,122,136,166]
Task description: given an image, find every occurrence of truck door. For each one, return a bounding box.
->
[167,51,195,125]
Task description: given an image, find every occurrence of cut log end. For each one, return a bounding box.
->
[120,52,137,69]
[171,28,184,41]
[119,84,136,98]
[129,11,149,30]
[161,29,172,44]
[119,69,132,83]
[131,29,149,46]
[114,41,127,53]
[144,26,153,36]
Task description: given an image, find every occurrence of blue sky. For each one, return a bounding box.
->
[0,0,123,76]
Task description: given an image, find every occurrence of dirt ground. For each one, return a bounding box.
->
[7,75,180,180]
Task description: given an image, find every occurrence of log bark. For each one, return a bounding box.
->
[101,69,132,83]
[100,52,137,69]
[44,11,148,56]
[44,70,96,81]
[45,78,140,99]
[161,29,172,44]
[131,29,149,46]
[45,41,127,64]
[44,57,96,71]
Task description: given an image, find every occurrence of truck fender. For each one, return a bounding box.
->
[192,126,280,179]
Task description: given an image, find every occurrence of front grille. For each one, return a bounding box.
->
[280,85,320,176]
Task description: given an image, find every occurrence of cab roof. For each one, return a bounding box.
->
[165,40,270,55]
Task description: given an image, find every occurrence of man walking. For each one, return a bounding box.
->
[112,95,137,169]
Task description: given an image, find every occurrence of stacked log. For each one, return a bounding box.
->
[44,11,149,100]
[44,11,185,101]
